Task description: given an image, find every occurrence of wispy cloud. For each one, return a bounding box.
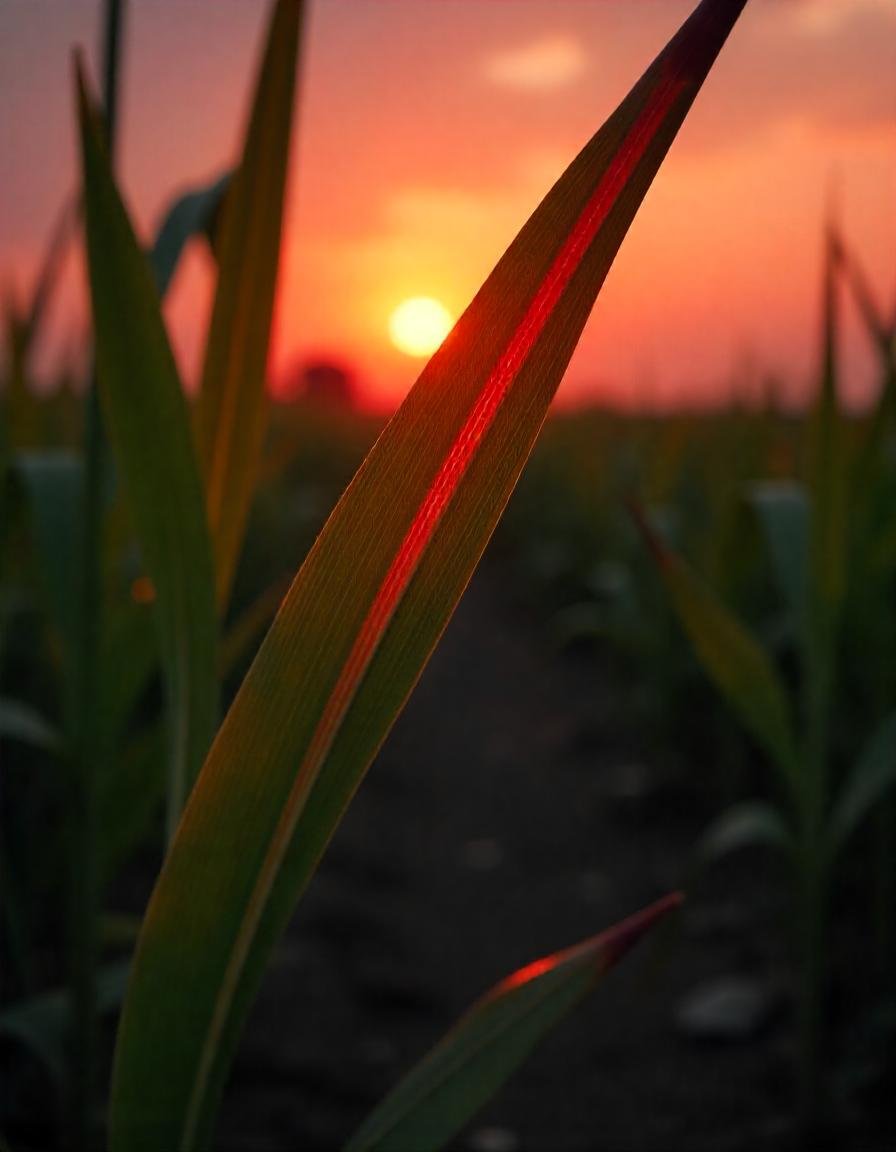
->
[482,35,586,92]
[785,0,896,37]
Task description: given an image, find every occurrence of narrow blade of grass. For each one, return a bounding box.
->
[631,501,798,792]
[150,171,231,298]
[110,5,748,1148]
[196,0,303,611]
[347,894,682,1152]
[76,62,218,827]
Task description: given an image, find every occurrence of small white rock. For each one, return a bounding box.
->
[467,1126,520,1152]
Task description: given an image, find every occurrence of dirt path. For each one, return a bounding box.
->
[217,553,799,1151]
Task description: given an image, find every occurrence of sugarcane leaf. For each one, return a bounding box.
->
[829,712,896,856]
[196,0,303,611]
[110,4,748,1148]
[76,62,217,825]
[631,502,798,790]
[149,171,231,299]
[347,894,681,1152]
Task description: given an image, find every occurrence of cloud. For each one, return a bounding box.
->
[784,0,896,37]
[482,35,586,92]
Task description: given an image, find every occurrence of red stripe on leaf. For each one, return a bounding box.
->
[497,892,683,995]
[297,70,686,790]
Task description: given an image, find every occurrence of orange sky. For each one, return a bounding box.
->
[1,0,894,411]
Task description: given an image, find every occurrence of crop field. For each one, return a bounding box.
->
[1,1,894,1150]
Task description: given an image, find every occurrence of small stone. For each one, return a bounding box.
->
[676,976,777,1042]
[467,1126,520,1152]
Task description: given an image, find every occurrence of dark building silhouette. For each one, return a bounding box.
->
[279,357,356,408]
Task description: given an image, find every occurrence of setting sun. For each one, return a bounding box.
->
[388,296,454,358]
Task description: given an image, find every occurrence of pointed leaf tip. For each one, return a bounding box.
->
[109,0,748,1144]
[595,890,684,969]
[348,893,683,1152]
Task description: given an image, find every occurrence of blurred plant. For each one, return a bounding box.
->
[2,0,751,1148]
[632,221,896,1136]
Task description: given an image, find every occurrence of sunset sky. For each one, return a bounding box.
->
[1,0,894,411]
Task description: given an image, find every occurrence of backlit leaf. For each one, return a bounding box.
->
[347,895,682,1152]
[110,4,748,1148]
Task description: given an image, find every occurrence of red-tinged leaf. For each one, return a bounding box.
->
[110,4,749,1148]
[347,895,682,1152]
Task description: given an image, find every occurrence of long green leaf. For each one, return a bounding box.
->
[347,894,682,1152]
[110,5,748,1148]
[76,63,217,827]
[631,502,798,790]
[829,712,896,856]
[196,0,302,611]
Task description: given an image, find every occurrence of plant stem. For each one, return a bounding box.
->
[797,611,834,1142]
[67,2,125,1146]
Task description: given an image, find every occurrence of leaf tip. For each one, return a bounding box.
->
[599,890,684,970]
[72,46,89,111]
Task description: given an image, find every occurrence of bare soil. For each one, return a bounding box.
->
[211,551,887,1152]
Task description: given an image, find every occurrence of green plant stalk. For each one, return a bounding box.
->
[67,1,124,1144]
[796,228,841,1138]
[796,628,832,1138]
[869,348,896,987]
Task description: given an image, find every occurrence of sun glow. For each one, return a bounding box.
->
[388,296,454,358]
